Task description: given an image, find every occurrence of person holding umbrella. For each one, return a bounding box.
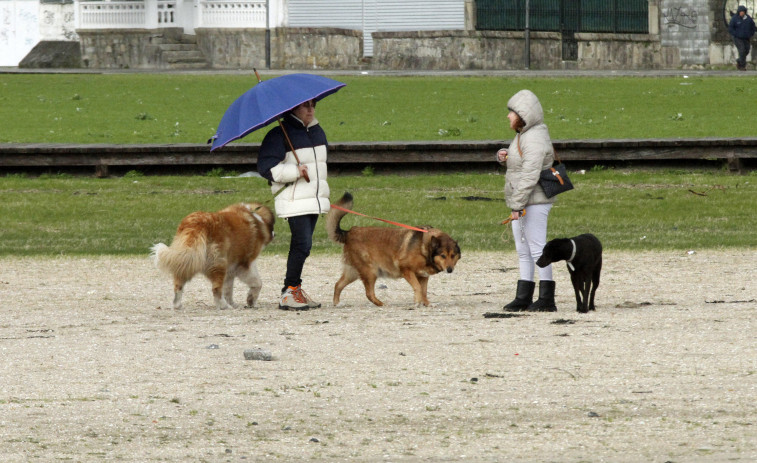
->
[209,72,345,310]
[257,98,330,310]
[497,89,557,312]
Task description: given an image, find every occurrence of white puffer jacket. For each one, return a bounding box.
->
[504,89,555,211]
[270,142,330,218]
[258,114,330,218]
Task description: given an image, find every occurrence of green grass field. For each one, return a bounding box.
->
[2,74,756,256]
[2,74,757,144]
[1,169,755,256]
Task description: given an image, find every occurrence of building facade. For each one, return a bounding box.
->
[1,0,753,70]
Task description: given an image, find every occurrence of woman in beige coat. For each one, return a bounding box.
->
[496,89,557,311]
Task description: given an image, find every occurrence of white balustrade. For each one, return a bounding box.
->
[78,1,146,28]
[198,1,267,28]
[157,0,178,26]
[77,0,179,29]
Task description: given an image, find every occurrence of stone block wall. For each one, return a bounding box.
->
[196,27,361,70]
[576,33,679,70]
[195,28,267,69]
[372,30,672,70]
[372,30,561,70]
[78,28,180,69]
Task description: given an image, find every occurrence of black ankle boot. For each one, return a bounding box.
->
[503,280,535,312]
[526,280,557,312]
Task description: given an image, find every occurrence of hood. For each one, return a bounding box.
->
[507,89,544,132]
[285,112,319,129]
[738,5,747,13]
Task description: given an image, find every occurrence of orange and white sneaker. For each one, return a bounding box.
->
[279,285,310,311]
[299,287,322,309]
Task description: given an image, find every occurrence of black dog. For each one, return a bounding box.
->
[536,234,602,313]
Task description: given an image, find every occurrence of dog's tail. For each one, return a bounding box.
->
[326,192,353,244]
[150,233,208,281]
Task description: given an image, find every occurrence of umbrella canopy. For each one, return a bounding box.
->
[209,73,346,151]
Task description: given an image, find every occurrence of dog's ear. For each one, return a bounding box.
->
[430,235,441,251]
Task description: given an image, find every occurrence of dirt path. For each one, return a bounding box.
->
[0,250,755,462]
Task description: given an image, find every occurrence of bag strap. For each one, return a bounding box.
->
[553,149,562,164]
[517,133,561,164]
[549,167,565,185]
[516,133,522,157]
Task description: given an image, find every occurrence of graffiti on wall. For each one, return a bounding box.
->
[664,6,699,29]
[40,4,78,41]
[0,0,39,66]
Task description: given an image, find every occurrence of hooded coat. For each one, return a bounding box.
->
[729,6,757,40]
[504,90,555,211]
[257,113,330,218]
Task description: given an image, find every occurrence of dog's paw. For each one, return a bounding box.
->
[217,300,234,310]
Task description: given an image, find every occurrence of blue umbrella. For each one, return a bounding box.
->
[209,72,346,152]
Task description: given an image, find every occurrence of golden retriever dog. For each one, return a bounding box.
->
[151,203,275,310]
[326,192,461,307]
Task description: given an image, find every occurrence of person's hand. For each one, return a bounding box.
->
[496,149,508,163]
[297,164,309,178]
[510,210,522,221]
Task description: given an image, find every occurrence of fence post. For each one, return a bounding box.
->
[265,0,271,68]
[524,0,530,69]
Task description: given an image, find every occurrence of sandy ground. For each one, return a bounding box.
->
[0,250,755,462]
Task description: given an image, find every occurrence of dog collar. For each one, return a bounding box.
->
[244,204,264,224]
[567,239,577,271]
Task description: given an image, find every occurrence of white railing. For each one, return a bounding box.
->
[77,0,177,29]
[157,0,177,26]
[75,0,267,30]
[198,1,267,28]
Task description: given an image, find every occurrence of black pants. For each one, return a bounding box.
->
[283,214,318,292]
[734,37,751,68]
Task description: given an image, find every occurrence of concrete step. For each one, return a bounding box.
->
[159,43,200,52]
[157,35,208,69]
[163,50,207,62]
[167,60,210,70]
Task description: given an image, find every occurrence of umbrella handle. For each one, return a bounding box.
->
[253,68,310,183]
[278,120,310,183]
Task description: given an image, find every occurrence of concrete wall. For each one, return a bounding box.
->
[660,0,710,66]
[0,0,39,66]
[40,0,77,41]
[62,0,757,70]
[196,27,362,70]
[80,27,361,70]
[78,29,175,69]
[371,30,674,70]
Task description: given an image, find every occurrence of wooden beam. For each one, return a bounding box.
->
[0,138,755,170]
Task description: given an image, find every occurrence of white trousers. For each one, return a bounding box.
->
[511,203,553,281]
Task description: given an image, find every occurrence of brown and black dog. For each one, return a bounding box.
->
[326,192,461,307]
[151,202,275,310]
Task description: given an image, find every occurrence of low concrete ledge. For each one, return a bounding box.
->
[1,138,755,176]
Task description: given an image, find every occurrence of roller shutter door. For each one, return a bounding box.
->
[288,0,465,56]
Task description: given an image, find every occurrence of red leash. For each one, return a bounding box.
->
[330,204,429,233]
[500,208,526,225]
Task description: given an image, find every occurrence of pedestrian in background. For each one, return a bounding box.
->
[729,5,757,71]
[496,90,557,312]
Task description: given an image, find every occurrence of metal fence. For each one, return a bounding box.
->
[476,0,648,34]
